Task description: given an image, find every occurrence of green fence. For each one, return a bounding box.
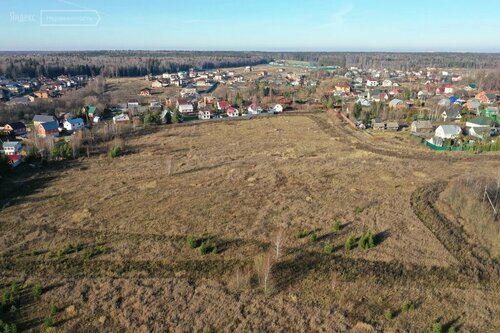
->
[425,141,471,151]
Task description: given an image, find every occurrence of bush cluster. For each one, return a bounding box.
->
[186,236,217,255]
[297,229,312,239]
[108,146,122,158]
[50,142,73,159]
[358,231,375,250]
[345,235,356,251]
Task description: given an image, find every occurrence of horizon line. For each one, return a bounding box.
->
[1,49,500,54]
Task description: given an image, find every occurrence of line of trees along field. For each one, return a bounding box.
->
[1,51,499,79]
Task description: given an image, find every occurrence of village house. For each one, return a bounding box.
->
[381,79,393,87]
[388,99,405,110]
[248,102,263,115]
[178,103,194,114]
[63,118,85,132]
[444,84,454,94]
[0,141,22,155]
[410,120,433,134]
[113,113,130,124]
[468,127,491,141]
[465,116,495,128]
[127,100,140,108]
[386,121,400,131]
[151,80,164,89]
[466,98,481,111]
[140,88,152,96]
[33,114,58,129]
[3,122,27,137]
[435,125,462,140]
[36,121,60,138]
[371,119,386,130]
[34,90,49,99]
[441,109,462,122]
[85,105,97,119]
[271,104,284,113]
[366,79,379,87]
[334,83,351,95]
[217,101,229,111]
[227,107,239,118]
[198,109,212,120]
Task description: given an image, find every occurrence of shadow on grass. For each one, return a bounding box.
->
[272,251,323,293]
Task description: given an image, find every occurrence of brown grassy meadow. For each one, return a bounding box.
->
[0,113,499,332]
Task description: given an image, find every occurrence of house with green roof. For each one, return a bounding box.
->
[480,106,499,121]
[85,105,97,119]
[465,116,495,128]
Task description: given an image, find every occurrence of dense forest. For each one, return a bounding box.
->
[1,51,499,79]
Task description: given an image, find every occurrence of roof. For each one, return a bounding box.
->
[467,116,494,126]
[6,122,26,130]
[443,109,460,118]
[33,114,56,123]
[437,125,461,136]
[411,120,433,129]
[389,99,403,106]
[40,121,59,131]
[66,118,84,124]
[86,105,97,114]
[2,141,21,148]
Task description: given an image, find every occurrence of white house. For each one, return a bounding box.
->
[444,85,454,94]
[63,118,84,132]
[227,107,239,118]
[382,79,393,87]
[248,102,263,115]
[271,104,284,113]
[435,125,462,139]
[127,100,140,108]
[178,104,194,114]
[151,80,163,88]
[198,109,211,120]
[0,141,22,155]
[113,114,130,124]
[366,79,379,87]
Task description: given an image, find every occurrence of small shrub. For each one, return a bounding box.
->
[358,231,375,250]
[3,323,17,333]
[401,301,415,312]
[447,326,456,333]
[108,146,122,158]
[384,310,393,321]
[432,322,442,333]
[297,229,311,239]
[50,305,59,315]
[345,235,356,251]
[10,283,19,294]
[186,236,200,249]
[354,207,364,214]
[324,242,333,254]
[310,233,318,243]
[198,241,217,256]
[43,317,54,329]
[32,283,43,298]
[332,220,341,231]
[9,305,16,313]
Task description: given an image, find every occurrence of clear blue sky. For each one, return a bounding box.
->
[2,0,500,52]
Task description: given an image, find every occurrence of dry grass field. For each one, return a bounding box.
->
[1,113,499,332]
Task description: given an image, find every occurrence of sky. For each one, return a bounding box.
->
[1,0,500,52]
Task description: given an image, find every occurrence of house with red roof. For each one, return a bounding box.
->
[227,107,239,118]
[217,101,229,111]
[247,102,263,115]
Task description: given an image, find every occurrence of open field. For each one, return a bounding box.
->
[1,113,499,332]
